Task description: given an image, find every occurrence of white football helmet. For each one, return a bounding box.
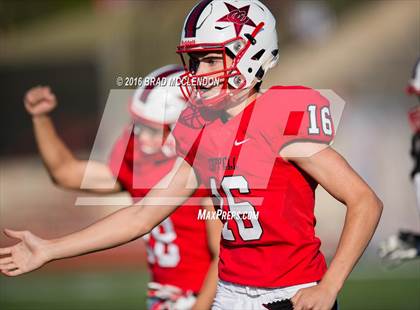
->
[130,64,186,126]
[130,65,186,156]
[177,0,279,109]
[407,57,420,96]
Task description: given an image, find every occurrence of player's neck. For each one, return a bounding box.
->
[224,89,259,119]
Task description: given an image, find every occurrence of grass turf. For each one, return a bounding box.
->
[1,267,419,309]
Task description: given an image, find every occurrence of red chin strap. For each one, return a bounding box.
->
[177,23,264,110]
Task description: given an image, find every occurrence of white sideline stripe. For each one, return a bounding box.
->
[75,196,264,206]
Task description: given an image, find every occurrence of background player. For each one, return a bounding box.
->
[21,65,220,310]
[0,1,382,310]
[379,58,420,266]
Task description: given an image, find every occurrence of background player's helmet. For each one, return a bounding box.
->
[177,0,279,109]
[130,64,186,127]
[407,58,420,134]
[130,65,186,157]
[407,58,420,96]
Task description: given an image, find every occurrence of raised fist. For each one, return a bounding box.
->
[24,86,57,116]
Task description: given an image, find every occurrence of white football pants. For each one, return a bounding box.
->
[212,280,317,310]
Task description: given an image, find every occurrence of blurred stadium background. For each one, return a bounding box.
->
[0,0,419,309]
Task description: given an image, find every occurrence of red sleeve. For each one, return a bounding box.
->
[108,126,134,183]
[259,86,335,154]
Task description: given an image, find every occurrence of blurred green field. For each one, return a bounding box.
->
[0,265,419,310]
[0,270,149,310]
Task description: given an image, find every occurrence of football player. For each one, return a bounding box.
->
[0,1,382,310]
[20,65,221,310]
[378,58,420,266]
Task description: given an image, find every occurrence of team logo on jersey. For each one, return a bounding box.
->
[208,156,237,172]
[217,3,256,36]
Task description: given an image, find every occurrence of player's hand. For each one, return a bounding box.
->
[0,229,51,276]
[24,86,57,116]
[291,283,337,310]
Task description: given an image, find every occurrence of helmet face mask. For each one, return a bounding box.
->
[182,49,233,99]
[177,22,264,110]
[177,0,279,110]
[133,122,171,155]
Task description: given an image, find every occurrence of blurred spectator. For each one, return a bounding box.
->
[288,0,335,45]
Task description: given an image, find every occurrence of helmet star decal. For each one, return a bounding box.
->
[217,3,256,36]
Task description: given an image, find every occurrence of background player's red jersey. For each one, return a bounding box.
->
[174,86,334,288]
[109,128,211,293]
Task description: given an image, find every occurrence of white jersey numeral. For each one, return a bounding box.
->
[307,105,332,136]
[210,176,262,241]
[143,218,180,267]
[210,178,235,241]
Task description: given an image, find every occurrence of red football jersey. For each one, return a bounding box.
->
[173,86,334,288]
[109,126,211,293]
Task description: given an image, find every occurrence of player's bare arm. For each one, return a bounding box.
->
[0,157,197,277]
[24,86,121,193]
[285,146,383,310]
[192,199,222,310]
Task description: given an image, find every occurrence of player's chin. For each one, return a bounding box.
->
[141,145,160,155]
